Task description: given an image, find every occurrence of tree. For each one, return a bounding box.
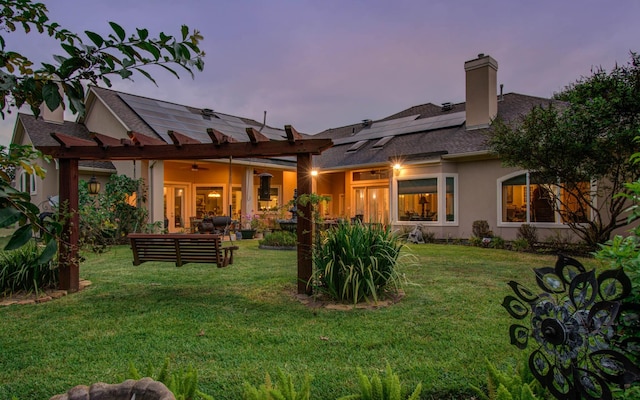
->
[489,52,640,248]
[0,0,205,258]
[0,0,204,118]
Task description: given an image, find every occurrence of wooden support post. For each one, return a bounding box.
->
[58,158,80,292]
[296,152,313,295]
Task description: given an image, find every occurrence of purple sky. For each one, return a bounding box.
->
[1,0,638,145]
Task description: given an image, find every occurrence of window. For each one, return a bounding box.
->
[19,171,36,194]
[445,177,455,222]
[354,186,389,223]
[352,169,389,181]
[499,173,590,224]
[398,178,439,221]
[196,186,224,217]
[256,186,279,211]
[396,175,457,223]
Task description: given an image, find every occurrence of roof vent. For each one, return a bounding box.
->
[361,119,372,127]
[201,108,215,119]
[441,102,454,112]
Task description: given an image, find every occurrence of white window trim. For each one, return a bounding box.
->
[19,171,37,195]
[393,173,458,226]
[496,171,592,228]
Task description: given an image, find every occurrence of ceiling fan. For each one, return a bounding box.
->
[184,163,209,171]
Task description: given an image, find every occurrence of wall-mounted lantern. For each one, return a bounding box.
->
[88,176,100,195]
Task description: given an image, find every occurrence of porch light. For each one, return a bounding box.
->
[87,176,100,195]
[311,169,318,177]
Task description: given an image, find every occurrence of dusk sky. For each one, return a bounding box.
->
[1,0,638,145]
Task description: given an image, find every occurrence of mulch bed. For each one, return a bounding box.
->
[1,280,92,307]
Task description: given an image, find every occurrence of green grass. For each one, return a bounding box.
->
[0,241,600,399]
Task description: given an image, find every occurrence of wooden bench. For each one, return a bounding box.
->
[128,233,239,268]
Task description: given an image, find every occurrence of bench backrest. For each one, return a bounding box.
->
[128,233,224,266]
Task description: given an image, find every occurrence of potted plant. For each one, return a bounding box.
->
[239,213,258,239]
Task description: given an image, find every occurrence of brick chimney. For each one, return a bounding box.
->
[464,53,498,130]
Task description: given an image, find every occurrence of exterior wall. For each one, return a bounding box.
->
[282,170,297,208]
[315,172,345,218]
[388,157,586,241]
[83,100,131,143]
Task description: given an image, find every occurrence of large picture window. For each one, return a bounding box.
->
[398,178,439,221]
[500,173,590,224]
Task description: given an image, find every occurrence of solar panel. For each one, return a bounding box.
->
[333,111,465,145]
[118,93,286,143]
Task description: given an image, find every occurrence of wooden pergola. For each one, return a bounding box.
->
[36,125,333,295]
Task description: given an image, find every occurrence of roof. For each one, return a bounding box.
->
[16,113,116,171]
[313,93,560,169]
[88,86,310,144]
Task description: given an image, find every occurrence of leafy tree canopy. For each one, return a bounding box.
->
[0,0,205,119]
[489,52,640,247]
[0,0,205,259]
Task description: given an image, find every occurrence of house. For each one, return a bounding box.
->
[10,53,597,241]
[11,86,307,232]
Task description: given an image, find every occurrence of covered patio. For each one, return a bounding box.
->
[36,126,332,295]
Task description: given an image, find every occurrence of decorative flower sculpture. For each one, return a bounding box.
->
[502,254,640,400]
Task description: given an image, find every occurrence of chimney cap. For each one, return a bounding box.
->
[464,54,498,71]
[441,102,454,112]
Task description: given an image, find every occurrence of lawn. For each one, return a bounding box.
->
[0,240,600,399]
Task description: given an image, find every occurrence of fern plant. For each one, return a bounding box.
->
[470,358,545,400]
[126,358,213,400]
[338,364,422,400]
[242,368,312,400]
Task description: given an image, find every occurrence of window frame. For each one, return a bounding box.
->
[19,171,36,195]
[496,171,592,228]
[394,173,458,225]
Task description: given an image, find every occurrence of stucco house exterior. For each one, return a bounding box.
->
[10,53,605,241]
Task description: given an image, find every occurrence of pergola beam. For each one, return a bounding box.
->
[38,136,332,160]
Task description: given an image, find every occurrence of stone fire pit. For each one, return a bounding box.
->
[50,377,175,400]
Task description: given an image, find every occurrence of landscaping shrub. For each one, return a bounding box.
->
[422,229,436,243]
[338,364,422,400]
[259,230,297,248]
[472,220,493,238]
[78,174,156,252]
[489,236,505,249]
[0,240,57,293]
[516,224,538,249]
[311,220,405,304]
[511,238,530,252]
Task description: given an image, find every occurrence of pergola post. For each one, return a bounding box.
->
[296,152,313,295]
[58,158,80,292]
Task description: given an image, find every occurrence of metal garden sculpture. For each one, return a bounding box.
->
[502,254,639,399]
